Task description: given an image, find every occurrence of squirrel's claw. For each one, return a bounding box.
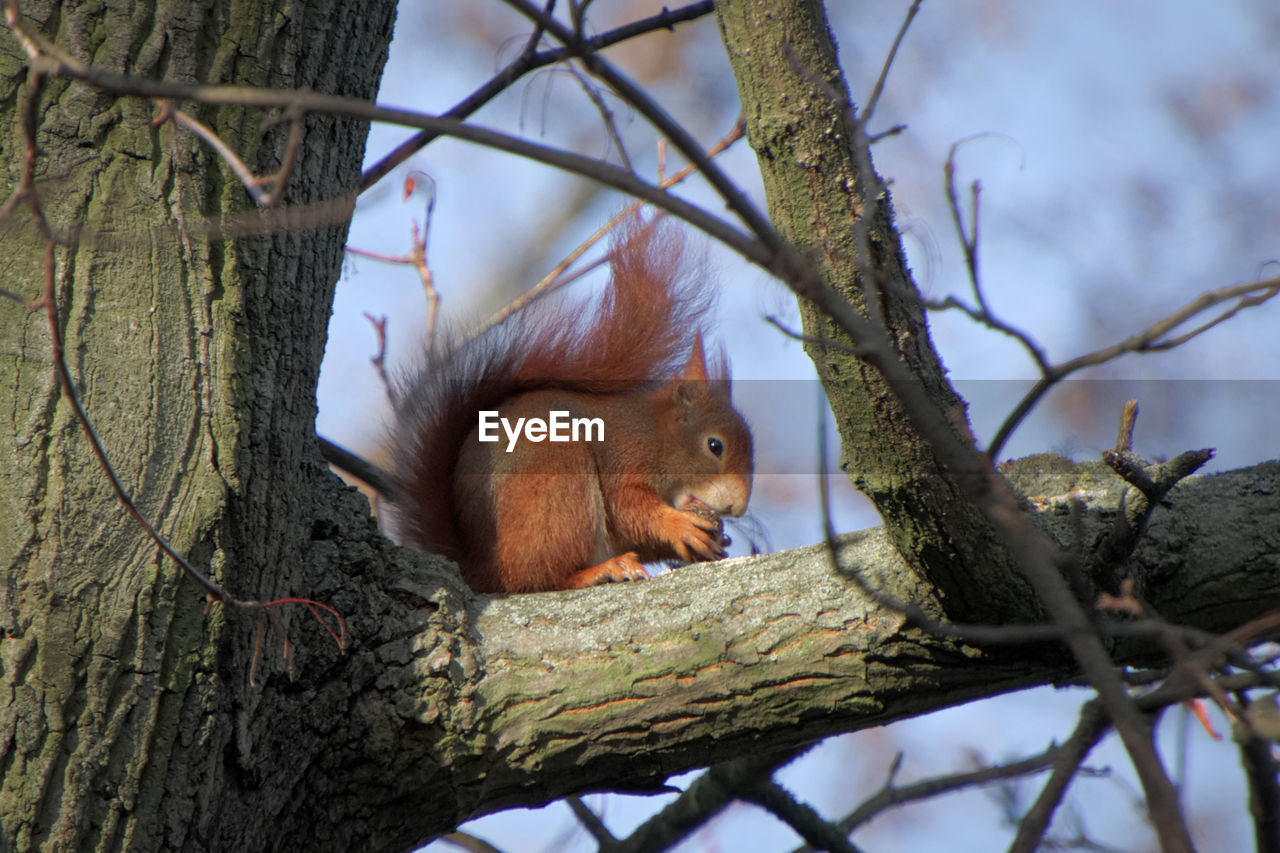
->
[663,507,728,563]
[564,553,651,589]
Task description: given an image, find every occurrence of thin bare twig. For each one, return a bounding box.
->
[610,750,804,853]
[565,796,617,846]
[360,312,394,400]
[1115,399,1139,453]
[824,748,1068,842]
[5,21,767,267]
[505,0,775,245]
[987,275,1280,459]
[932,134,1049,373]
[853,1,921,322]
[860,0,922,129]
[741,781,865,853]
[346,203,440,355]
[358,0,715,191]
[564,60,635,173]
[1008,700,1111,853]
[157,101,304,206]
[477,118,745,334]
[932,131,1269,480]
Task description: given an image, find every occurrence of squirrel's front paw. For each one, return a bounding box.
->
[661,505,727,563]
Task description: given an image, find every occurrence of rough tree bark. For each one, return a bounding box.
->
[1,2,1277,853]
[0,0,400,850]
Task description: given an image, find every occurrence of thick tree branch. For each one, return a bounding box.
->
[343,462,1280,849]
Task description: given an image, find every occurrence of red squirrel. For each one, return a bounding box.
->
[387,218,753,593]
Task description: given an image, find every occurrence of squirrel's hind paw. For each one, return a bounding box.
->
[563,553,651,589]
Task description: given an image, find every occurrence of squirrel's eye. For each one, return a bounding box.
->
[707,436,724,458]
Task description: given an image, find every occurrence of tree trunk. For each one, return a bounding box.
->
[0,1,397,850]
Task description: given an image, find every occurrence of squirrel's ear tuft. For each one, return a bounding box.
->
[680,331,710,383]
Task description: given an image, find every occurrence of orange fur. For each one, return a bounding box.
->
[388,218,752,593]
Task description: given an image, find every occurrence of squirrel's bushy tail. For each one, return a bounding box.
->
[388,215,712,560]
